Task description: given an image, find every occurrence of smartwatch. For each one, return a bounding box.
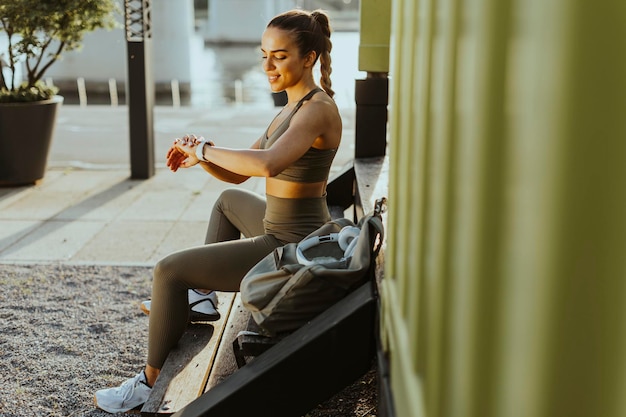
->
[195,140,208,162]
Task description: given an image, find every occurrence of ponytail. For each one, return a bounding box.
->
[311,11,334,98]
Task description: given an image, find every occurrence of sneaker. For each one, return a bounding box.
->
[140,290,220,322]
[188,289,220,321]
[94,371,152,413]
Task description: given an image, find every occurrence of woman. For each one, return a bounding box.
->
[95,9,342,413]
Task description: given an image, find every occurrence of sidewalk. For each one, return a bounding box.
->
[0,103,355,266]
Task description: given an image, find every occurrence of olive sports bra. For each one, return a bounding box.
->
[260,88,337,183]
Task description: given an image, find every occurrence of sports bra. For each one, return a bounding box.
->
[260,88,337,183]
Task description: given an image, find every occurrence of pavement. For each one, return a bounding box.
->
[0,102,356,266]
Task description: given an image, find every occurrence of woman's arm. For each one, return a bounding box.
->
[167,136,264,184]
[197,100,338,177]
[197,159,250,184]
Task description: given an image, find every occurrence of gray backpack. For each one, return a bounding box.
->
[239,201,385,337]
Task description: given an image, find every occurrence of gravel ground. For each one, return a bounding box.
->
[0,264,376,417]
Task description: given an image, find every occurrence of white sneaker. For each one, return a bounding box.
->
[94,371,152,413]
[140,290,220,322]
[188,289,220,321]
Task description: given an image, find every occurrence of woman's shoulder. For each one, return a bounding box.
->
[288,88,341,130]
[306,94,342,140]
[294,98,340,132]
[306,92,340,115]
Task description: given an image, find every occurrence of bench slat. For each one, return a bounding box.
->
[141,292,235,416]
[204,294,251,391]
[354,156,388,217]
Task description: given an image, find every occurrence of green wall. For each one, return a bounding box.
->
[373,0,626,416]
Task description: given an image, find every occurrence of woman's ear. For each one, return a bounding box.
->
[304,50,317,68]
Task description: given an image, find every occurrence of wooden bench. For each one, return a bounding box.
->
[141,293,236,415]
[141,157,388,416]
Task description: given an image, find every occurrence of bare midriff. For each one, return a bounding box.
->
[265,177,327,199]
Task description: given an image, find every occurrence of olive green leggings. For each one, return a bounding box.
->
[147,188,330,368]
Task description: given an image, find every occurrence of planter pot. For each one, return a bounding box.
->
[0,96,63,186]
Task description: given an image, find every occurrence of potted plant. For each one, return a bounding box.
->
[0,0,119,186]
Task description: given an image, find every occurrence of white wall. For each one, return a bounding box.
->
[202,0,296,43]
[45,0,194,85]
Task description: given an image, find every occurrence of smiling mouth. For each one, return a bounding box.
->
[268,75,279,82]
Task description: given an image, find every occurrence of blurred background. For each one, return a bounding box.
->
[41,0,363,109]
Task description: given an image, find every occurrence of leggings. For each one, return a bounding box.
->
[147,188,330,368]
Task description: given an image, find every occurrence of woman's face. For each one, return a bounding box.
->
[261,26,312,92]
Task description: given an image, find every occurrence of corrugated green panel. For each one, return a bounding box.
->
[441,0,482,414]
[384,0,402,307]
[528,1,626,416]
[407,0,434,376]
[392,0,420,318]
[384,0,424,412]
[490,2,560,416]
[383,278,427,417]
[385,0,402,283]
[457,0,513,416]
[382,0,626,416]
[422,0,461,415]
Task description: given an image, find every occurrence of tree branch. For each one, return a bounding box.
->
[28,34,52,84]
[33,37,65,85]
[0,61,6,91]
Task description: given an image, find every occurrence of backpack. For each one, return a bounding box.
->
[239,198,386,337]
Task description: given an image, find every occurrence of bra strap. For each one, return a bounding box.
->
[293,87,323,112]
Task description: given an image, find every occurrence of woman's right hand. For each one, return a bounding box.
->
[166,145,188,172]
[167,136,198,172]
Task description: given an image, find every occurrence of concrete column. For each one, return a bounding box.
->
[125,0,154,179]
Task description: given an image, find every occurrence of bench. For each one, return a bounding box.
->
[140,157,388,416]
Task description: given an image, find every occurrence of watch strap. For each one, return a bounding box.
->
[195,140,207,162]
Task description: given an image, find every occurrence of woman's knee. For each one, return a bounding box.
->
[153,253,184,287]
[213,188,245,213]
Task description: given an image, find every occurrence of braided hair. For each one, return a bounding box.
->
[268,9,335,98]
